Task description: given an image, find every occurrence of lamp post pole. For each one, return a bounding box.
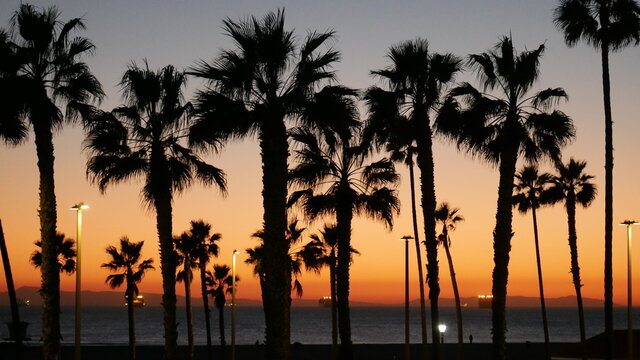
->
[620,220,638,360]
[401,235,412,360]
[438,324,447,360]
[71,203,89,360]
[231,249,240,360]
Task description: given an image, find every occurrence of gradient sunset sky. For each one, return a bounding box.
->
[1,0,639,306]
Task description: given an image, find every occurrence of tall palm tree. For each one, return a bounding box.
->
[30,232,76,275]
[4,6,104,357]
[85,62,226,360]
[434,202,464,360]
[512,165,554,359]
[187,220,221,360]
[189,11,338,360]
[547,159,597,360]
[436,36,575,360]
[289,102,400,359]
[0,220,24,357]
[101,237,154,360]
[364,39,462,358]
[174,230,199,360]
[553,3,640,356]
[206,264,238,355]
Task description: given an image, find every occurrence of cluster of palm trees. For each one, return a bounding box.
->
[1,2,639,360]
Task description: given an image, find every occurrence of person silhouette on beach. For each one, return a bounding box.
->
[469,334,473,343]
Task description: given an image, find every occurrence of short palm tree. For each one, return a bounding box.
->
[3,5,104,356]
[187,220,221,360]
[512,165,554,359]
[554,3,640,355]
[189,11,338,359]
[174,230,200,360]
[101,237,154,360]
[30,232,76,275]
[435,202,464,360]
[288,107,400,359]
[436,36,574,360]
[364,39,462,358]
[547,159,597,360]
[206,264,238,354]
[85,62,226,360]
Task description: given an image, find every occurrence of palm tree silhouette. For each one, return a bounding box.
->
[85,62,226,360]
[206,264,238,356]
[2,5,104,356]
[174,230,200,360]
[189,11,338,359]
[434,202,464,360]
[298,224,360,360]
[30,233,76,275]
[101,237,154,360]
[436,36,574,360]
[187,220,221,360]
[512,165,554,359]
[288,90,399,359]
[547,159,597,360]
[554,3,640,355]
[364,39,462,358]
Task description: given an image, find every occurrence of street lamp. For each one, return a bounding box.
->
[438,324,447,344]
[619,220,638,360]
[231,249,240,360]
[401,235,412,360]
[71,203,89,360]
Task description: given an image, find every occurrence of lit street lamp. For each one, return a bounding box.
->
[71,203,89,360]
[231,249,240,360]
[401,235,412,360]
[438,324,447,344]
[619,220,638,360]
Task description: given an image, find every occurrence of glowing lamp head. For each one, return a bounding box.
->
[400,235,413,241]
[438,324,447,333]
[619,220,639,226]
[233,249,240,255]
[70,203,90,211]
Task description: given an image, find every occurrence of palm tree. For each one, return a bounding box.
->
[188,11,338,359]
[435,203,464,360]
[187,220,221,360]
[547,159,597,360]
[206,264,238,356]
[0,219,24,356]
[553,3,640,356]
[436,36,575,360]
[174,230,200,360]
[512,165,554,359]
[30,232,76,275]
[101,237,154,360]
[85,62,226,360]
[289,102,400,359]
[3,6,104,357]
[364,39,462,358]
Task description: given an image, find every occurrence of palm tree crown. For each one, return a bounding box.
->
[30,232,76,275]
[512,166,555,214]
[101,237,154,297]
[548,158,597,208]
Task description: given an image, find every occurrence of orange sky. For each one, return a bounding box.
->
[1,0,640,306]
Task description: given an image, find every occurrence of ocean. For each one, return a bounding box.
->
[1,305,638,345]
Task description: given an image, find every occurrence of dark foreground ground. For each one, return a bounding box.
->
[1,342,637,360]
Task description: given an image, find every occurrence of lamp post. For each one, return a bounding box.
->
[401,235,412,360]
[71,203,89,360]
[620,220,638,360]
[231,249,240,360]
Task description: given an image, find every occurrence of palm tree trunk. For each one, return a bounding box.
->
[415,114,439,359]
[0,219,22,360]
[329,254,338,360]
[491,145,518,360]
[408,162,429,360]
[126,287,136,360]
[443,238,463,360]
[200,266,213,360]
[566,196,587,360]
[258,116,291,360]
[600,36,614,360]
[336,185,354,360]
[218,303,226,348]
[185,265,194,360]
[33,119,61,360]
[531,208,550,359]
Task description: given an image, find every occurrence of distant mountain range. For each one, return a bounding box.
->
[0,286,616,308]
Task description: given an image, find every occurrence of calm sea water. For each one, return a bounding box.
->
[1,305,638,345]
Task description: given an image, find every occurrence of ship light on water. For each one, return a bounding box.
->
[477,295,493,309]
